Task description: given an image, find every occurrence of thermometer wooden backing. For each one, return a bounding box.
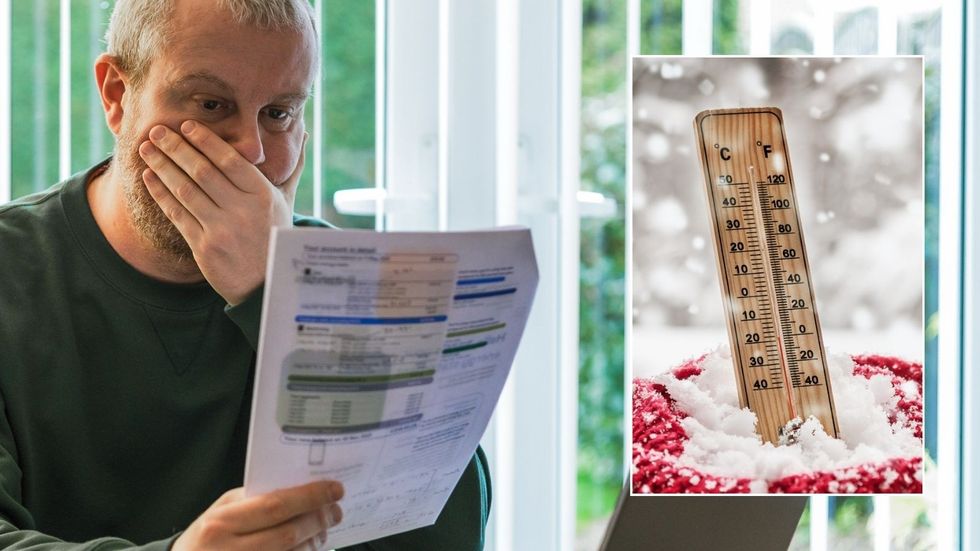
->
[693,107,839,444]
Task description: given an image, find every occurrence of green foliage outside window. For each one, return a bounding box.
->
[578,0,628,529]
[713,0,742,54]
[11,0,63,198]
[313,0,375,230]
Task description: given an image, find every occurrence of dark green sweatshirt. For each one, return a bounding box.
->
[0,160,490,550]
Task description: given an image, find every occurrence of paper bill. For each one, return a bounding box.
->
[244,226,538,548]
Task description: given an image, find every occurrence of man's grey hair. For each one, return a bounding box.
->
[104,0,318,87]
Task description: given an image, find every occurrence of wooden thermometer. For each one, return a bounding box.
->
[693,107,839,444]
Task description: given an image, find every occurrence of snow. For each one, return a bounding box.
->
[652,345,921,484]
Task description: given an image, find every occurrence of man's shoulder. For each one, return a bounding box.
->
[292,213,338,229]
[0,161,104,281]
[0,182,69,240]
[0,180,76,302]
[0,183,66,215]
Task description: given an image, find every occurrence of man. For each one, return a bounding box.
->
[0,0,489,549]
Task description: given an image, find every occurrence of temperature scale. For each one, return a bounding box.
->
[693,107,839,444]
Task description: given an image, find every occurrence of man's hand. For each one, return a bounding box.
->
[138,121,306,305]
[173,480,344,551]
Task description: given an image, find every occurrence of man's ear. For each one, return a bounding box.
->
[94,53,129,136]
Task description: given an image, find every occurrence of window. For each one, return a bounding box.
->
[9,0,114,197]
[0,1,964,550]
[302,0,376,230]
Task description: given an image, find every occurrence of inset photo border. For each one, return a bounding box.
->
[629,56,924,495]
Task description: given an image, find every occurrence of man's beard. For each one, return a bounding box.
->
[115,123,194,263]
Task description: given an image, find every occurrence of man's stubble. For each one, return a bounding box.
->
[115,117,195,263]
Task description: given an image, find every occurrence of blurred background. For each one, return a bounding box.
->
[631,57,923,377]
[0,1,953,550]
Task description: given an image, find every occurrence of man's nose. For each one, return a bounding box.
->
[220,116,266,166]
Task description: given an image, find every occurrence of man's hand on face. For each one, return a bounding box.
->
[138,120,306,305]
[172,480,344,551]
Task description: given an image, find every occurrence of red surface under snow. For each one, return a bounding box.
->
[631,354,923,494]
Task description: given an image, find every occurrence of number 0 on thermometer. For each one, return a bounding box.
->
[693,107,839,445]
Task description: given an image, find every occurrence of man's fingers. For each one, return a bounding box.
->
[290,527,327,551]
[215,480,344,534]
[289,505,341,551]
[174,486,340,551]
[140,139,218,224]
[179,120,268,194]
[142,167,203,242]
[326,502,342,527]
[237,505,338,551]
[147,125,235,208]
[211,487,245,509]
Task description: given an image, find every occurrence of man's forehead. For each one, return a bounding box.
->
[153,1,318,98]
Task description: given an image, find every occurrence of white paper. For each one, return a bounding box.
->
[244,226,538,548]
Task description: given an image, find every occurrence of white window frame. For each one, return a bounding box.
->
[936,0,964,549]
[955,0,980,548]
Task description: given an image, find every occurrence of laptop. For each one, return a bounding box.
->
[599,483,807,551]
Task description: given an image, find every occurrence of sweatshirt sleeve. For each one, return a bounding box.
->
[0,390,179,551]
[0,526,178,551]
[223,285,264,350]
[337,447,492,551]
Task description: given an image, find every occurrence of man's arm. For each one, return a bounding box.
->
[0,525,178,551]
[0,386,179,550]
[0,383,344,551]
[224,286,265,350]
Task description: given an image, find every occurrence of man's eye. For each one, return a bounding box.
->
[266,108,291,121]
[200,99,224,112]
